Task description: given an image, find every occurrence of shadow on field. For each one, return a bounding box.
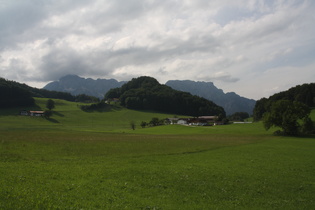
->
[53,111,64,117]
[81,104,123,113]
[46,117,59,123]
[107,105,123,112]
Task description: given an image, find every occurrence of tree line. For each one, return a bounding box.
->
[253,83,315,121]
[105,76,226,117]
[253,83,315,135]
[0,78,99,108]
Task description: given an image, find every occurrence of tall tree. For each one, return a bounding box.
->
[46,99,55,111]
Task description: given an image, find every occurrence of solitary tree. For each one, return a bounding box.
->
[130,121,136,130]
[46,99,55,111]
[263,100,311,135]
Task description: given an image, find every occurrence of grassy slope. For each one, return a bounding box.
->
[0,98,188,132]
[0,98,314,209]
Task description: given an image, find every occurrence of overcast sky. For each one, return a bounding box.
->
[1,0,314,100]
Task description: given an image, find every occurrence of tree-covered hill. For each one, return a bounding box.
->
[0,78,35,108]
[253,83,315,121]
[105,76,226,117]
[0,78,96,108]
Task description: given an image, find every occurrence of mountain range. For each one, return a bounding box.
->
[166,80,256,115]
[44,75,256,115]
[44,75,126,99]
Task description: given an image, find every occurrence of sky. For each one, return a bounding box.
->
[1,0,314,100]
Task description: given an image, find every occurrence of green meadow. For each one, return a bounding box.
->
[0,98,314,209]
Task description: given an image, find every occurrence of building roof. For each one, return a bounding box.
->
[30,111,45,114]
[198,116,217,119]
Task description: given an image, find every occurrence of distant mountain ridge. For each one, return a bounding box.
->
[104,76,226,117]
[43,75,256,115]
[165,80,256,115]
[44,75,126,98]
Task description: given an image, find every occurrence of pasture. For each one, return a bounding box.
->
[0,98,314,209]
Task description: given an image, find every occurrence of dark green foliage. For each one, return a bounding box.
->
[75,94,100,103]
[229,112,250,121]
[106,76,226,117]
[301,117,315,134]
[1,77,102,105]
[263,100,311,135]
[46,99,55,111]
[254,83,315,121]
[104,87,121,100]
[0,77,77,106]
[80,102,109,112]
[0,78,35,108]
[33,89,75,101]
[149,117,160,126]
[253,98,269,121]
[140,121,147,128]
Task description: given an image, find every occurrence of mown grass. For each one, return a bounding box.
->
[0,98,314,209]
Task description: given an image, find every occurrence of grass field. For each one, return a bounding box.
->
[0,98,314,209]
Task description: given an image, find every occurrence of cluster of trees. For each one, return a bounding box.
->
[140,117,165,128]
[75,94,100,103]
[130,117,171,130]
[263,100,313,135]
[228,112,250,121]
[79,102,109,112]
[253,83,315,136]
[253,83,315,121]
[105,76,226,117]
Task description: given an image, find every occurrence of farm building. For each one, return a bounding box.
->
[29,111,45,117]
[166,116,220,126]
[20,110,29,116]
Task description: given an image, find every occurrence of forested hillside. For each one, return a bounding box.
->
[253,83,315,121]
[0,78,35,108]
[105,76,226,117]
[0,78,99,108]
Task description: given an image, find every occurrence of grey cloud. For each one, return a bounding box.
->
[0,0,314,100]
[0,58,30,81]
[203,72,240,83]
[0,1,45,49]
[0,0,94,50]
[39,48,107,81]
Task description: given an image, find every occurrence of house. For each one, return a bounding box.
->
[177,119,188,125]
[166,116,222,126]
[20,110,29,116]
[166,118,180,124]
[106,98,120,104]
[29,111,45,117]
[198,116,218,121]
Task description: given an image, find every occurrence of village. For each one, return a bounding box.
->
[166,116,224,126]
